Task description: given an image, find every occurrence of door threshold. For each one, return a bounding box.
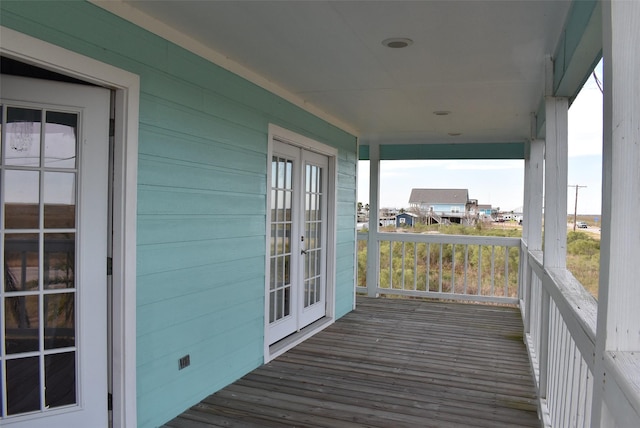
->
[267,317,334,362]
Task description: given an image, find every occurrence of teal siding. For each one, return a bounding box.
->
[0,2,357,427]
[425,203,466,212]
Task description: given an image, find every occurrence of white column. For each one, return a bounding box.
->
[592,1,640,426]
[543,97,569,269]
[366,143,380,297]
[519,141,531,302]
[526,139,544,252]
[523,138,544,334]
[540,92,568,401]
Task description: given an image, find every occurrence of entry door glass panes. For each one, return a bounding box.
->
[1,105,78,417]
[303,163,323,308]
[269,156,293,323]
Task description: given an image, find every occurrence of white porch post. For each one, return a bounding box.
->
[543,96,569,270]
[366,143,380,297]
[526,139,544,253]
[523,137,544,334]
[592,1,640,426]
[519,138,530,303]
[540,89,569,400]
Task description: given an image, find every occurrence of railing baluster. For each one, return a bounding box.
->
[566,336,578,428]
[550,305,561,425]
[401,241,406,290]
[490,245,495,296]
[477,245,482,295]
[413,243,418,291]
[539,287,550,405]
[426,243,430,292]
[389,240,393,289]
[464,244,469,294]
[559,319,570,427]
[451,244,456,293]
[438,244,443,293]
[504,245,509,297]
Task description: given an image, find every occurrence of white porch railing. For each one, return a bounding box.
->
[357,232,640,427]
[520,244,598,428]
[357,232,521,304]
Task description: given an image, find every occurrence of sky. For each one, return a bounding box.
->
[357,61,604,216]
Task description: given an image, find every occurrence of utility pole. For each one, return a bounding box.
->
[568,184,587,231]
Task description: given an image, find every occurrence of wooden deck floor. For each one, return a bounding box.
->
[164,297,541,428]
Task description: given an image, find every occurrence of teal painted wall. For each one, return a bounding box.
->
[416,203,466,213]
[0,2,357,427]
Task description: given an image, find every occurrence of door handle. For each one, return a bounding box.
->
[301,248,308,255]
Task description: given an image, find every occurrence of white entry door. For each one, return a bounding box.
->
[267,140,329,345]
[0,75,110,427]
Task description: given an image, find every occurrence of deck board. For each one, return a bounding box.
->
[164,297,541,428]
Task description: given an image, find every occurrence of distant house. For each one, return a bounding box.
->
[409,188,471,224]
[478,204,494,218]
[380,215,396,227]
[396,212,418,227]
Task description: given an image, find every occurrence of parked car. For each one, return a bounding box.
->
[576,221,588,229]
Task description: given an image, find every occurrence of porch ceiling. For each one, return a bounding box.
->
[120,1,574,147]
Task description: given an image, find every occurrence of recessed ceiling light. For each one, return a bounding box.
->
[382,38,413,49]
[448,132,462,137]
[433,111,451,116]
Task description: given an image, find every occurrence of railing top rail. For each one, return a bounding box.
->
[370,232,521,246]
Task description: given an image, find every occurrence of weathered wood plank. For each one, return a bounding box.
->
[164,297,540,427]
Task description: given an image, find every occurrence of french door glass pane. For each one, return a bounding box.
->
[5,107,41,167]
[44,233,75,290]
[44,172,76,229]
[44,352,76,408]
[6,357,40,415]
[4,295,39,354]
[44,111,77,168]
[4,234,39,292]
[4,170,39,229]
[44,293,75,349]
[303,163,323,308]
[269,156,293,324]
[1,105,80,417]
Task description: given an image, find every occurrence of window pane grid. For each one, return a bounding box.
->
[1,105,79,418]
[269,156,294,324]
[303,163,324,309]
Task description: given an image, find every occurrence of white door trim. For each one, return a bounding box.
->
[0,26,139,428]
[264,124,337,362]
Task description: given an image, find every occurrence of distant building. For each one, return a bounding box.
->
[396,212,418,228]
[408,188,472,224]
[477,204,494,218]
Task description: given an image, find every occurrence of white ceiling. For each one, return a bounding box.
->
[122,0,571,145]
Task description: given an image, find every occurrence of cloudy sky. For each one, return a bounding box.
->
[358,61,604,216]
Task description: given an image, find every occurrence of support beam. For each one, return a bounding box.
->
[366,143,380,297]
[592,1,640,426]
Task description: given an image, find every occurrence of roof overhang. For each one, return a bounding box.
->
[93,0,602,160]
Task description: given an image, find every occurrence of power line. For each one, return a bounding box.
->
[592,71,604,94]
[569,184,587,231]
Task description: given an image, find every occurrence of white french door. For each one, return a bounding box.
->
[0,75,110,426]
[267,139,329,345]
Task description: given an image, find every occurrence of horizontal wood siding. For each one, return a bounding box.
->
[0,2,357,427]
